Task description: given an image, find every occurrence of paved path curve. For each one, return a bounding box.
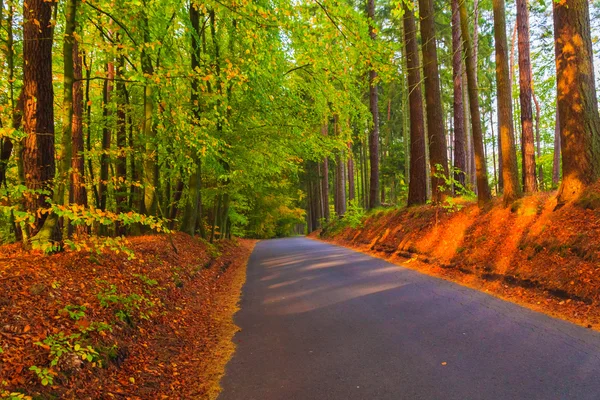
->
[219,237,600,399]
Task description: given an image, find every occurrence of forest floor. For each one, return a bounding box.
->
[313,183,600,332]
[0,233,256,399]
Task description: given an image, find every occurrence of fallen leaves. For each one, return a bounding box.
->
[0,233,256,399]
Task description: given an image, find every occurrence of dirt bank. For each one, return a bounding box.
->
[0,233,256,399]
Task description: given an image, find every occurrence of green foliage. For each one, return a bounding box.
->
[344,200,367,229]
[28,366,54,387]
[35,332,100,367]
[430,164,476,212]
[96,281,155,323]
[60,305,86,321]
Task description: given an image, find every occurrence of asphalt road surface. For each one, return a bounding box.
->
[219,237,600,400]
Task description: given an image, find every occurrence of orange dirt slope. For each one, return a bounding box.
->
[0,233,256,399]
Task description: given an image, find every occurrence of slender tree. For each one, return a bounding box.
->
[459,0,491,204]
[70,38,88,234]
[367,0,380,209]
[552,104,561,186]
[418,0,449,201]
[321,124,330,222]
[403,3,427,206]
[554,0,600,203]
[451,0,466,190]
[517,0,537,193]
[492,0,521,203]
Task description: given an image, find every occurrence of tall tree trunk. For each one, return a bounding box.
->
[116,53,128,222]
[347,142,356,201]
[141,4,157,215]
[492,0,521,204]
[404,3,428,206]
[459,0,491,204]
[552,103,561,186]
[321,124,330,222]
[23,0,56,240]
[554,0,600,203]
[334,117,346,216]
[84,53,100,208]
[517,0,537,193]
[490,110,498,194]
[182,2,204,236]
[367,0,380,210]
[532,87,543,189]
[451,0,466,191]
[418,0,449,202]
[70,38,88,235]
[99,63,113,212]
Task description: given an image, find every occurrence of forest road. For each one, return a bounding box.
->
[218,237,600,400]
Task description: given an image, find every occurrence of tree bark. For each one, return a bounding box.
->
[517,0,537,193]
[552,103,561,186]
[418,0,449,202]
[403,4,428,206]
[347,142,356,201]
[182,2,204,236]
[116,52,128,222]
[554,0,600,203]
[367,0,380,209]
[141,3,157,215]
[451,0,466,191]
[321,124,330,222]
[459,0,491,204]
[23,0,56,239]
[99,63,113,212]
[70,38,88,236]
[492,0,521,203]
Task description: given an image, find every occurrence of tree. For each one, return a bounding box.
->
[23,0,56,241]
[367,0,380,210]
[491,0,520,203]
[403,3,427,206]
[418,0,449,201]
[459,0,491,204]
[451,0,466,190]
[553,0,600,203]
[517,0,537,193]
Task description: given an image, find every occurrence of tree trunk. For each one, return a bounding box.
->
[321,124,330,222]
[418,0,449,202]
[99,63,113,212]
[492,0,521,204]
[334,117,346,216]
[404,3,428,206]
[517,0,537,193]
[347,142,356,201]
[490,110,498,194]
[367,0,380,210]
[116,53,128,221]
[459,0,491,204]
[70,37,88,236]
[141,4,157,215]
[554,0,600,203]
[532,87,543,189]
[182,2,204,236]
[23,0,56,239]
[552,103,561,186]
[451,0,466,191]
